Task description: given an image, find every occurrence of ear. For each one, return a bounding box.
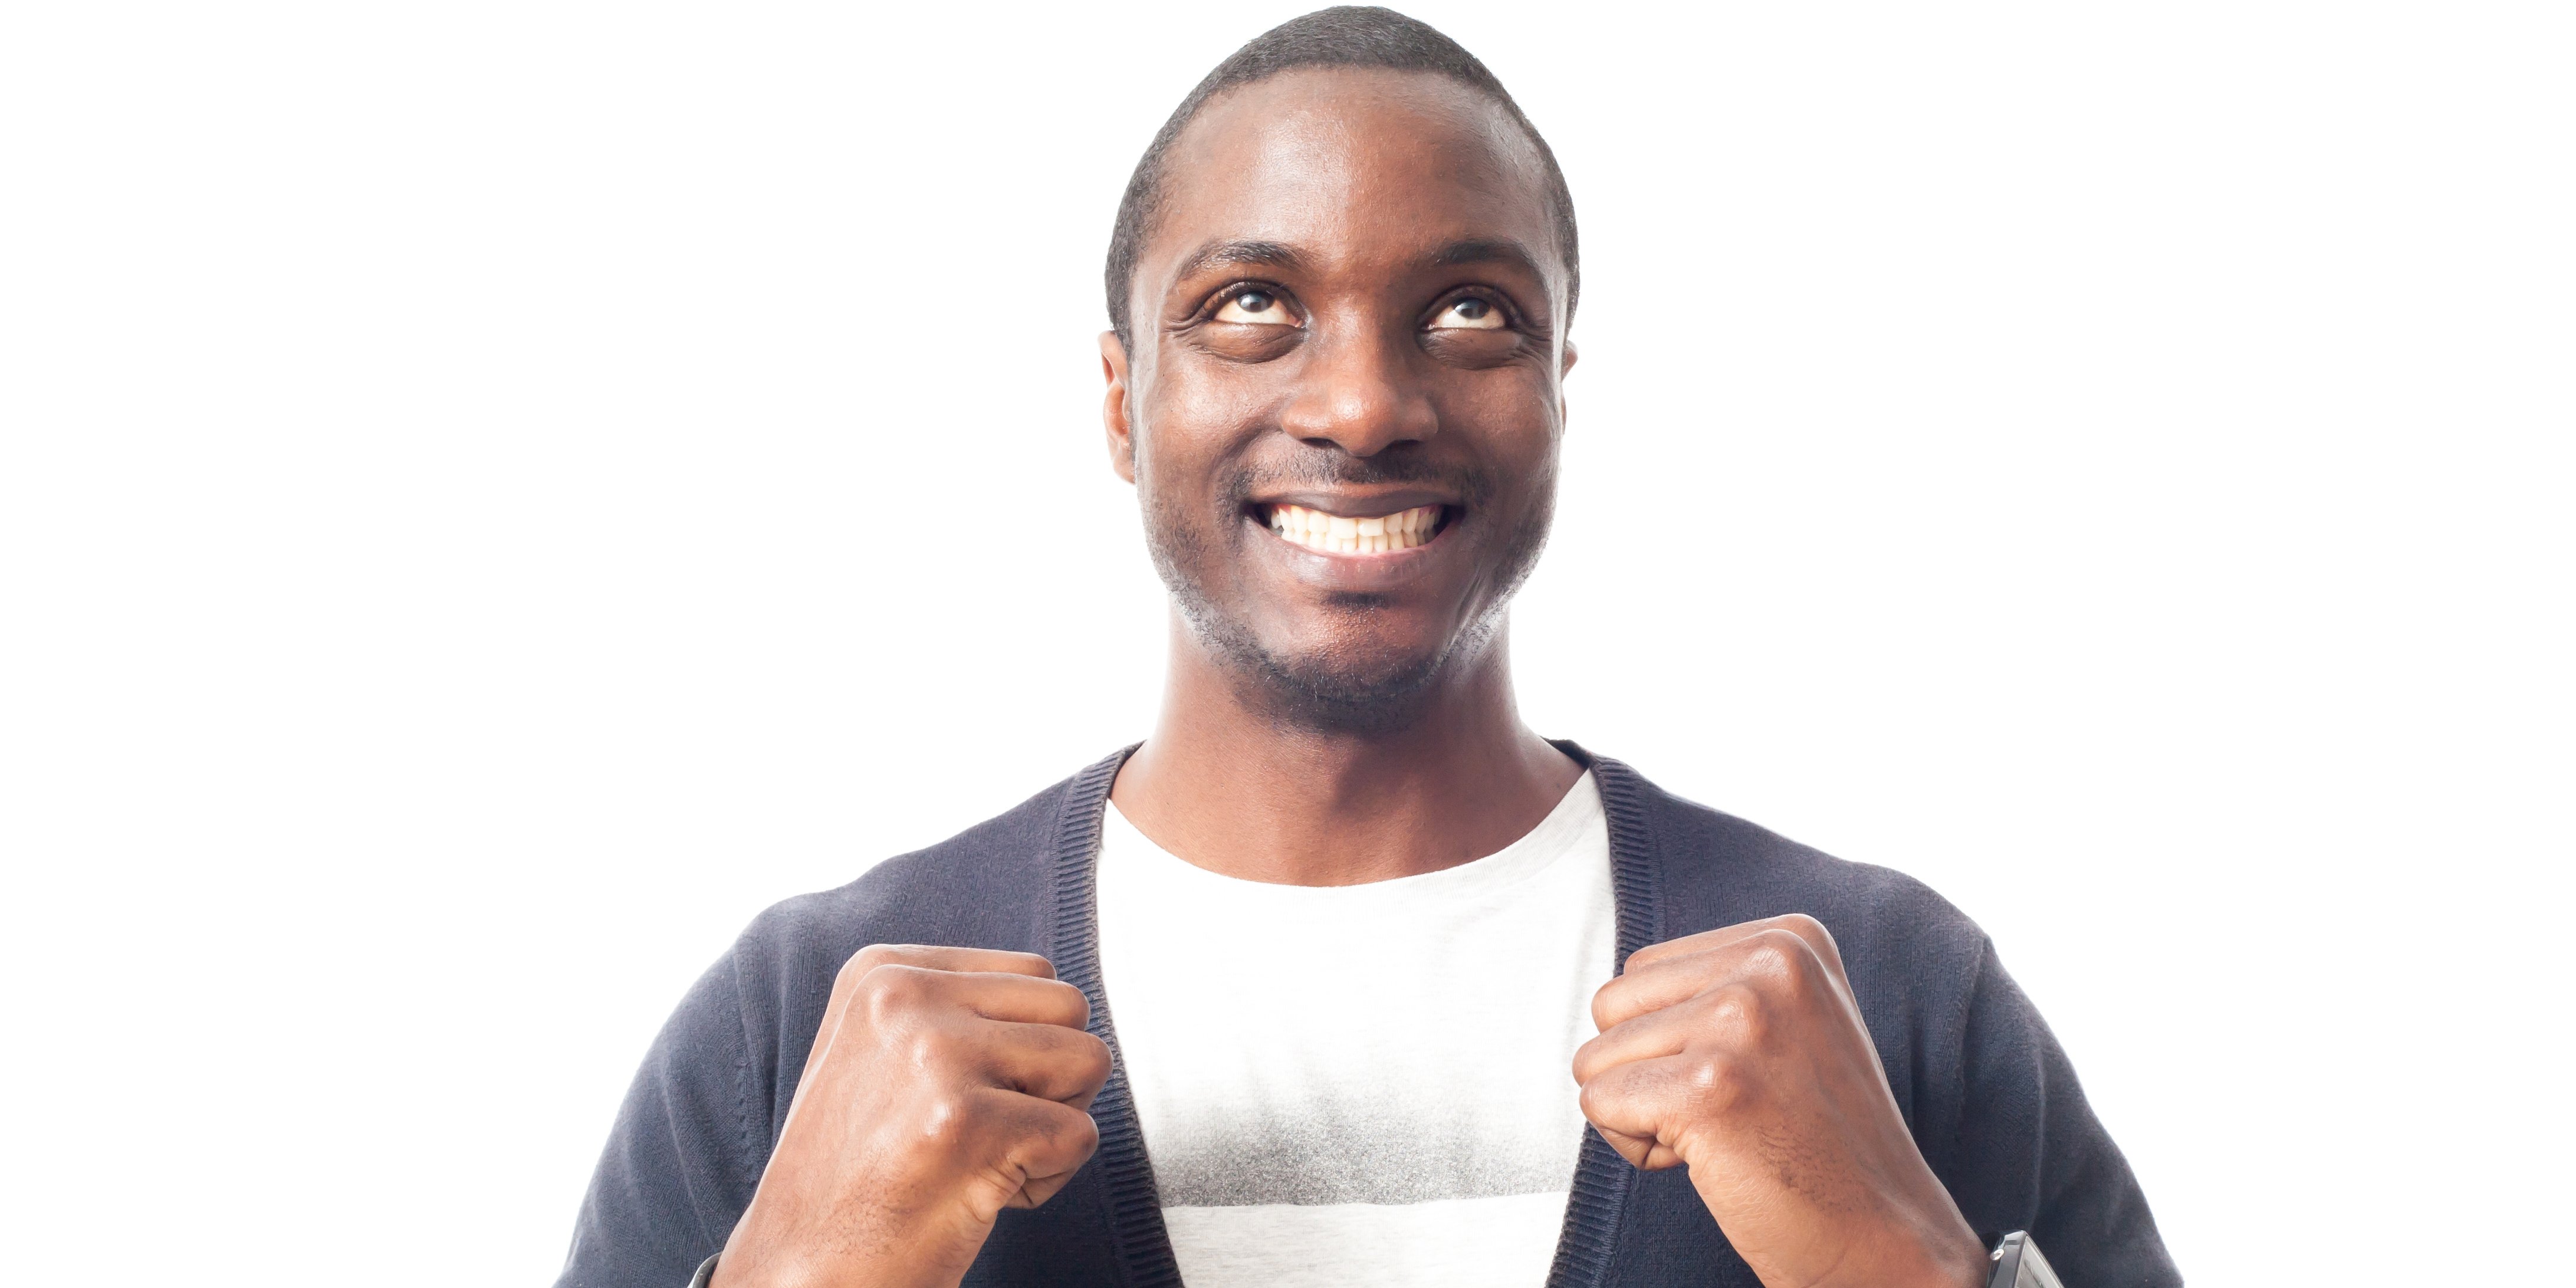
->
[1099,330,1136,484]
[1559,337,1578,423]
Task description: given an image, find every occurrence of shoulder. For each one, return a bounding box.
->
[1598,755,1995,1090]
[731,767,1085,985]
[1592,754,2174,1276]
[691,758,1112,1138]
[1609,758,1984,959]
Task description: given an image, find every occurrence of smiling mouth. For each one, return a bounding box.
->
[1260,502,1450,555]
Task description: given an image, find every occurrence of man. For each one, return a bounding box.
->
[557,9,2177,1288]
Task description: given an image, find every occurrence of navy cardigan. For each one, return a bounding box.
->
[558,747,2180,1287]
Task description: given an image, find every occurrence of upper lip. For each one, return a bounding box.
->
[1247,488,1457,519]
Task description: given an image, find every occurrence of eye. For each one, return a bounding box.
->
[1427,295,1507,330]
[1213,287,1297,326]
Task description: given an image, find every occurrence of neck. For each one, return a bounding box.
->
[1109,612,1583,886]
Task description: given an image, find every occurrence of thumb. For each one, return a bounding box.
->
[1591,1122,1660,1168]
[1579,1076,1687,1171]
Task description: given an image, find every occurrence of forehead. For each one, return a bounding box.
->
[1145,67,1562,285]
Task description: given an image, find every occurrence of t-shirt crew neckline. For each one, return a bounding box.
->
[1101,770,1604,905]
[1095,768,1617,1288]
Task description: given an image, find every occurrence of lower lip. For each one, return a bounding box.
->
[1247,513,1455,588]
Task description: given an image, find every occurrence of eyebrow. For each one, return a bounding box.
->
[1171,239,1310,282]
[1427,238,1549,282]
[1166,236,1555,303]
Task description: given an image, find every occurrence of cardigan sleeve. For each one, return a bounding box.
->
[1938,939,2183,1288]
[553,947,766,1288]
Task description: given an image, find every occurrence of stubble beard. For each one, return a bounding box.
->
[1139,471,1554,738]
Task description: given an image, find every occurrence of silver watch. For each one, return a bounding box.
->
[1987,1231,2064,1288]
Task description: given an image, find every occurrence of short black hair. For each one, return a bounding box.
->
[1103,6,1579,349]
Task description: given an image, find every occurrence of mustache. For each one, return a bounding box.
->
[1218,448,1493,508]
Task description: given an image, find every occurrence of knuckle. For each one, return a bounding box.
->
[1021,1110,1100,1175]
[1591,978,1633,1029]
[1072,1033,1113,1081]
[1703,982,1768,1040]
[842,943,899,983]
[1577,1075,1615,1115]
[903,1027,955,1073]
[1568,1038,1603,1086]
[1773,915,1839,967]
[1046,979,1095,1026]
[1751,927,1806,962]
[1739,941,1795,982]
[1780,913,1830,942]
[1054,1106,1102,1154]
[1576,1080,1614,1128]
[1684,1052,1747,1113]
[861,964,936,1020]
[1009,1100,1093,1162]
[1742,930,1817,985]
[915,1090,975,1152]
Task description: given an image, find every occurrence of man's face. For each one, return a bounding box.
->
[1103,68,1575,727]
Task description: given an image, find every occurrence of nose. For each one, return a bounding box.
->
[1276,324,1438,456]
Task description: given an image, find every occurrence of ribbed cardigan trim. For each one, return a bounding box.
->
[1545,744,1659,1288]
[1046,745,1182,1288]
[1043,741,1659,1288]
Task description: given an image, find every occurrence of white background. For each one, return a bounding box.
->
[3,2,2569,1283]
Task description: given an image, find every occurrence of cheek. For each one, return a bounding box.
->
[1443,372,1563,470]
[1136,359,1279,474]
[1152,337,1290,423]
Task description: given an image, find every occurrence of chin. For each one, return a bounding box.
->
[1150,507,1517,734]
[1217,609,1489,735]
[1246,645,1445,734]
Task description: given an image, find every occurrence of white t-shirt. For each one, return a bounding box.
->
[1095,773,1616,1288]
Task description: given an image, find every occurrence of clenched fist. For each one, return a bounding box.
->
[1574,916,1989,1288]
[710,945,1113,1288]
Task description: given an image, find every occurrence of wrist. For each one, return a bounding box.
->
[710,1191,981,1288]
[1926,1221,1999,1288]
[1766,1224,1989,1288]
[1847,1217,1992,1288]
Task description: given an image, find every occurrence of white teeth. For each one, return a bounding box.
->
[1263,504,1445,555]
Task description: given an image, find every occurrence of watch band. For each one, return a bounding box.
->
[685,1253,719,1288]
[1987,1231,2065,1288]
